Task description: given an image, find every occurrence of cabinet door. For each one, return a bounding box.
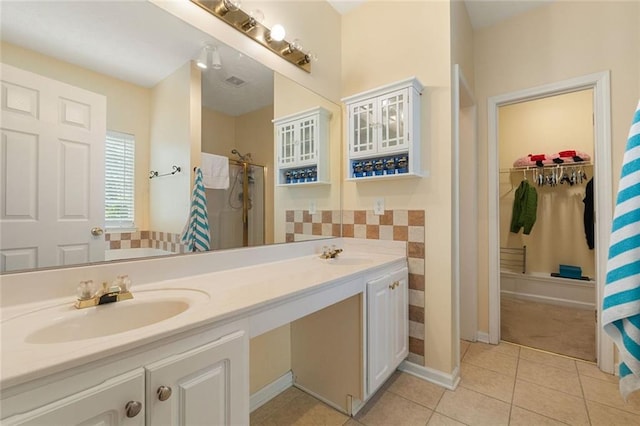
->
[378,89,410,154]
[367,274,391,395]
[296,115,318,165]
[389,268,409,368]
[277,122,297,167]
[2,369,145,426]
[145,330,248,426]
[349,99,377,158]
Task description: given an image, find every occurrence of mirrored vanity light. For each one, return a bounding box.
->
[191,0,314,73]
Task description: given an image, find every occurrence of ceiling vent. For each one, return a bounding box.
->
[224,75,247,87]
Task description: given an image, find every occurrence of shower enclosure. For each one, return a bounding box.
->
[206,151,265,250]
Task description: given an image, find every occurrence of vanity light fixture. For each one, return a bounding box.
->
[196,45,209,69]
[210,46,222,69]
[213,0,241,16]
[190,0,314,73]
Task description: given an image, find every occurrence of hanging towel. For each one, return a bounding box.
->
[603,99,640,400]
[510,180,538,235]
[201,152,229,189]
[181,168,211,252]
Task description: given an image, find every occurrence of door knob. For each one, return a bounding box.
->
[157,385,172,401]
[125,400,142,418]
[91,227,104,236]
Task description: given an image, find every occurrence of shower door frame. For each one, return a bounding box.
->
[229,158,266,248]
[487,71,614,373]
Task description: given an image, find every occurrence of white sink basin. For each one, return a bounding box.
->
[3,289,209,344]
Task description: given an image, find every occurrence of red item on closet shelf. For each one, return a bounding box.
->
[558,150,577,157]
[529,154,546,162]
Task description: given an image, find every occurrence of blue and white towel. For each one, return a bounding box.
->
[603,99,640,399]
[181,167,211,252]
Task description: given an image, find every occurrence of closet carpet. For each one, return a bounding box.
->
[501,294,596,362]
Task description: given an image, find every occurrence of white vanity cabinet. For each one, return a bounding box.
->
[145,330,247,425]
[274,106,331,185]
[343,78,423,180]
[366,267,408,396]
[2,369,146,425]
[1,324,248,426]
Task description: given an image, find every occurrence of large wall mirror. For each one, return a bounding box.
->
[0,1,342,273]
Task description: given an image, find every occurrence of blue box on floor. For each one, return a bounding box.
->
[558,264,582,279]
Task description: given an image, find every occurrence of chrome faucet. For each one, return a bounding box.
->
[75,275,133,309]
[320,245,343,259]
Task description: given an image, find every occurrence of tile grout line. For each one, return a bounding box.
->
[575,360,594,426]
[506,346,521,424]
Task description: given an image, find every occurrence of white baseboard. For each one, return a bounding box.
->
[476,331,490,343]
[398,361,460,390]
[250,371,293,412]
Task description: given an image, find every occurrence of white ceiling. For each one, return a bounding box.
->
[0,1,274,117]
[326,0,554,29]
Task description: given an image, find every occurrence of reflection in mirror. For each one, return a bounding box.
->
[0,1,341,274]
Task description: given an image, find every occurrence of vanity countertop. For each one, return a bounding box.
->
[1,247,406,390]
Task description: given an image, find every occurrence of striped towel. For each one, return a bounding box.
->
[603,99,640,399]
[181,167,211,252]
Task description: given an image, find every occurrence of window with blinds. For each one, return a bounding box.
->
[105,131,135,228]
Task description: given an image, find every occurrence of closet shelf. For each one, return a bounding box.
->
[500,161,592,173]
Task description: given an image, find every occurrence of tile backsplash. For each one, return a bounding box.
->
[105,230,186,254]
[286,209,426,365]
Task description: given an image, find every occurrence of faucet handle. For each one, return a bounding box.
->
[116,274,132,292]
[76,280,96,300]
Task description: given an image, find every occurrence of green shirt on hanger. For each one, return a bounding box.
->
[510,180,538,235]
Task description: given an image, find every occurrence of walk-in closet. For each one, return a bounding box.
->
[498,89,596,361]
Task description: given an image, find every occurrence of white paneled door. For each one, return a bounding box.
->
[0,64,106,272]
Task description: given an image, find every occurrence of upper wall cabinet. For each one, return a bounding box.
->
[274,106,331,186]
[343,77,424,180]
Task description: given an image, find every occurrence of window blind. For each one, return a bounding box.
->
[105,131,135,228]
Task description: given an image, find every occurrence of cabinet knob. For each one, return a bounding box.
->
[125,400,142,418]
[389,281,400,290]
[157,385,173,401]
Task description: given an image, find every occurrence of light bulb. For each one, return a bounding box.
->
[270,24,286,42]
[249,9,264,23]
[291,38,303,51]
[307,50,318,62]
[225,0,241,12]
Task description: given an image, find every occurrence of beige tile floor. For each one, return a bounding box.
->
[251,341,640,425]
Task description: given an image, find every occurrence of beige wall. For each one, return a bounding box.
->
[451,0,475,92]
[1,41,152,230]
[149,61,201,234]
[474,1,640,333]
[202,108,236,157]
[499,89,595,278]
[342,1,455,373]
[249,325,291,393]
[273,74,342,243]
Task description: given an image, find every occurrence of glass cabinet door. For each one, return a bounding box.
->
[349,99,377,157]
[277,122,297,167]
[378,89,409,153]
[297,116,317,165]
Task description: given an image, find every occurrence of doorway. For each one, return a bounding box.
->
[487,72,615,373]
[497,89,596,361]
